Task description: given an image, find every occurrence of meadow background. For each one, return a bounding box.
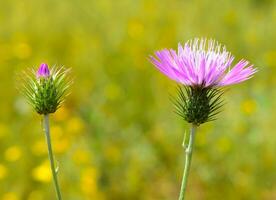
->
[0,0,275,199]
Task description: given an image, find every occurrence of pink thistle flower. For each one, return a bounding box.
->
[150,38,257,125]
[150,38,258,200]
[150,38,257,88]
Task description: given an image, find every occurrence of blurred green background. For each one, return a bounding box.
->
[0,0,275,199]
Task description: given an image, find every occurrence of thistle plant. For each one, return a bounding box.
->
[150,38,257,200]
[20,63,72,200]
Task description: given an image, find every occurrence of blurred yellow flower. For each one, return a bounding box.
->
[104,145,121,163]
[53,138,70,154]
[235,171,250,191]
[13,42,32,59]
[241,99,257,115]
[32,161,52,183]
[51,125,64,139]
[33,130,70,156]
[0,164,8,179]
[54,107,69,121]
[66,117,84,135]
[72,149,91,165]
[31,140,47,156]
[81,167,98,196]
[4,146,22,162]
[2,192,19,200]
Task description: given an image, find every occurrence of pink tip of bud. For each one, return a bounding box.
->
[37,63,50,78]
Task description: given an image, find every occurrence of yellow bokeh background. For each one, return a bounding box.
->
[0,0,275,199]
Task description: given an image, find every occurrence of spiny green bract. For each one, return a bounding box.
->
[172,86,224,126]
[21,67,72,115]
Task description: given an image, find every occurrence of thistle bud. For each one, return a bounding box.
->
[20,63,72,115]
[37,63,50,78]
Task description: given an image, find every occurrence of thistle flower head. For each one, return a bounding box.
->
[150,38,257,125]
[20,63,72,115]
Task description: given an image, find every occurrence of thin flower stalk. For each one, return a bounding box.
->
[43,114,62,200]
[178,124,196,200]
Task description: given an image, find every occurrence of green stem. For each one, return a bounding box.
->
[178,124,197,200]
[43,114,63,200]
